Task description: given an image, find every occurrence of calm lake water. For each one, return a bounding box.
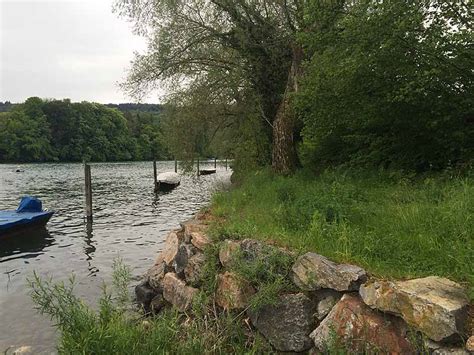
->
[0,161,231,353]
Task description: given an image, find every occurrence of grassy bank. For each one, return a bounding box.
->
[211,169,473,297]
[28,168,473,353]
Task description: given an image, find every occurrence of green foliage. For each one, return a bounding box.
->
[201,223,297,311]
[123,110,168,161]
[228,111,272,182]
[296,1,473,171]
[156,53,273,171]
[114,0,474,173]
[228,244,296,310]
[211,168,474,298]
[321,327,351,355]
[0,101,15,112]
[0,109,55,162]
[114,1,474,173]
[112,258,133,306]
[29,260,271,354]
[115,0,303,172]
[0,97,169,163]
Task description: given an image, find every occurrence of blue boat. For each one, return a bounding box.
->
[0,197,54,237]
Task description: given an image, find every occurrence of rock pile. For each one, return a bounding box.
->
[136,214,472,353]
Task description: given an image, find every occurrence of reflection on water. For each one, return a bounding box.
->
[0,228,54,261]
[0,161,230,353]
[84,220,98,277]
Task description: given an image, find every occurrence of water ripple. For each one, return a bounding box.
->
[0,161,231,353]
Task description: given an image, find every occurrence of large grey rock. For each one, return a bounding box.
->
[425,339,469,355]
[215,272,255,310]
[248,293,315,352]
[291,252,367,292]
[190,231,210,251]
[173,243,196,275]
[313,289,342,320]
[135,281,158,312]
[240,239,265,260]
[218,239,289,268]
[150,294,166,313]
[181,219,208,243]
[360,276,469,342]
[155,231,181,266]
[310,294,414,353]
[146,262,166,291]
[219,239,265,264]
[162,272,198,312]
[184,252,206,286]
[219,240,240,267]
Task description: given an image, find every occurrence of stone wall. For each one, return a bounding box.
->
[135,213,473,354]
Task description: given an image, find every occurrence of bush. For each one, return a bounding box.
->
[28,259,270,354]
[296,1,473,171]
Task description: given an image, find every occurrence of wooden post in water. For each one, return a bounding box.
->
[214,157,217,169]
[174,159,178,173]
[84,163,93,220]
[153,160,158,192]
[197,157,200,177]
[225,158,228,170]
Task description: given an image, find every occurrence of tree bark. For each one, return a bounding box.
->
[272,45,303,174]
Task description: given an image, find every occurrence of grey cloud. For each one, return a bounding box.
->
[0,0,157,103]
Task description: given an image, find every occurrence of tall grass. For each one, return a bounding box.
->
[28,260,270,354]
[211,169,474,298]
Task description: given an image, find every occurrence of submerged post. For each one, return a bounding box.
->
[225,158,228,170]
[214,157,217,169]
[84,163,92,220]
[153,160,158,192]
[197,157,200,177]
[174,159,178,173]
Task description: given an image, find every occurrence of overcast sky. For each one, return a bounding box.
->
[0,0,157,104]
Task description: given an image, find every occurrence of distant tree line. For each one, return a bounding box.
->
[105,103,163,114]
[0,101,163,114]
[0,101,16,112]
[0,97,170,163]
[117,0,473,173]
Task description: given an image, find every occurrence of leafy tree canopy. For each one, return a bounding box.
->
[296,0,473,171]
[0,98,170,163]
[115,0,307,173]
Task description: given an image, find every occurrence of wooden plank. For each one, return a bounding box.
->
[153,160,158,192]
[84,163,93,219]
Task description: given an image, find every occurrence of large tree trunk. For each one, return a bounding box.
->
[272,45,303,174]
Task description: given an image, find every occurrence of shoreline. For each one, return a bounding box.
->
[22,168,473,353]
[1,163,228,354]
[136,209,473,353]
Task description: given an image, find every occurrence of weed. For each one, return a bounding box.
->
[28,259,269,354]
[221,242,297,311]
